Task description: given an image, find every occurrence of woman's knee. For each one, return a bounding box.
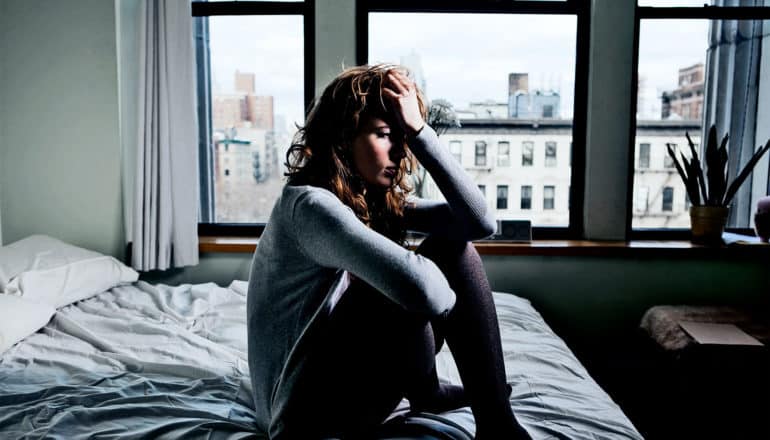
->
[416,236,483,276]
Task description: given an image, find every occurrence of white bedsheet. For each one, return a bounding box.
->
[0,281,642,439]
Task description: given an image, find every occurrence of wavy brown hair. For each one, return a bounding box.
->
[285,64,428,244]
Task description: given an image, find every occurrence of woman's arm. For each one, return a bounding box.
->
[291,187,456,317]
[404,126,496,240]
[383,71,496,240]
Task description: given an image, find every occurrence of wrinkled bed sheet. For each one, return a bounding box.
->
[0,281,642,439]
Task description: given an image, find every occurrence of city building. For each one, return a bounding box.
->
[661,63,704,120]
[419,119,699,228]
[507,73,561,119]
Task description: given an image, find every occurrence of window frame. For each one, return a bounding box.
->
[358,0,590,240]
[627,2,770,240]
[193,0,316,237]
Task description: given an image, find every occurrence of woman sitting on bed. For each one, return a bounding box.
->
[247,64,531,439]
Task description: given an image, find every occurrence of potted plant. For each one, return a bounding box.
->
[666,125,770,244]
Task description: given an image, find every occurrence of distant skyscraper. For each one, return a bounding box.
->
[212,71,274,130]
[661,63,704,121]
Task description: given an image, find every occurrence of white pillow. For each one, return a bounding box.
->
[0,294,56,354]
[0,235,139,308]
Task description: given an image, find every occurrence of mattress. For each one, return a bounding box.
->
[0,281,642,439]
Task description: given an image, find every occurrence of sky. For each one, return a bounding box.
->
[207,2,720,131]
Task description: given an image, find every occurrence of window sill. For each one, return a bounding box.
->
[198,236,770,258]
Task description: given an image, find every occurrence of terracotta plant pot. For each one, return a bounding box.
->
[690,206,729,245]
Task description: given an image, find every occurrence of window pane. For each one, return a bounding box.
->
[632,19,709,229]
[544,185,555,210]
[521,185,532,210]
[497,141,511,167]
[475,141,488,166]
[632,17,769,229]
[497,185,509,210]
[370,12,576,227]
[205,15,304,223]
[545,141,557,167]
[662,186,674,211]
[522,141,534,166]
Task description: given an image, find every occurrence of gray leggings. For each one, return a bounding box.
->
[276,236,522,439]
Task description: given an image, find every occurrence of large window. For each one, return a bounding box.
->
[366,0,588,234]
[631,1,770,232]
[193,1,311,227]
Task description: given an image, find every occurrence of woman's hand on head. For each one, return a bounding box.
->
[383,70,425,137]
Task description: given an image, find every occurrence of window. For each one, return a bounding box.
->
[497,141,511,167]
[522,141,534,167]
[449,140,463,163]
[497,185,508,210]
[545,141,557,167]
[632,1,770,231]
[664,143,676,168]
[478,184,486,198]
[521,185,532,210]
[635,186,649,213]
[544,185,555,210]
[367,0,588,232]
[193,1,311,225]
[475,141,487,167]
[638,143,650,169]
[662,186,674,212]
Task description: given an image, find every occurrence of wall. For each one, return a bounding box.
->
[0,0,6,246]
[0,0,124,256]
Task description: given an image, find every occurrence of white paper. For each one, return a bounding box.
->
[679,321,764,346]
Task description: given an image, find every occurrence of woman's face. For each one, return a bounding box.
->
[351,116,405,188]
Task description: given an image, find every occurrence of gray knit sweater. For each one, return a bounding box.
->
[247,125,496,437]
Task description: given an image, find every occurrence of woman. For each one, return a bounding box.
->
[247,64,531,439]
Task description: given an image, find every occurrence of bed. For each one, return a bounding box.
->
[0,236,643,439]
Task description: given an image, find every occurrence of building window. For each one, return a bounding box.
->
[522,141,534,167]
[193,0,310,224]
[638,143,650,169]
[521,185,532,210]
[478,184,486,198]
[475,141,487,167]
[545,141,557,167]
[664,143,676,168]
[662,186,674,212]
[497,141,510,167]
[449,140,462,163]
[635,186,649,213]
[543,185,555,210]
[497,185,508,210]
